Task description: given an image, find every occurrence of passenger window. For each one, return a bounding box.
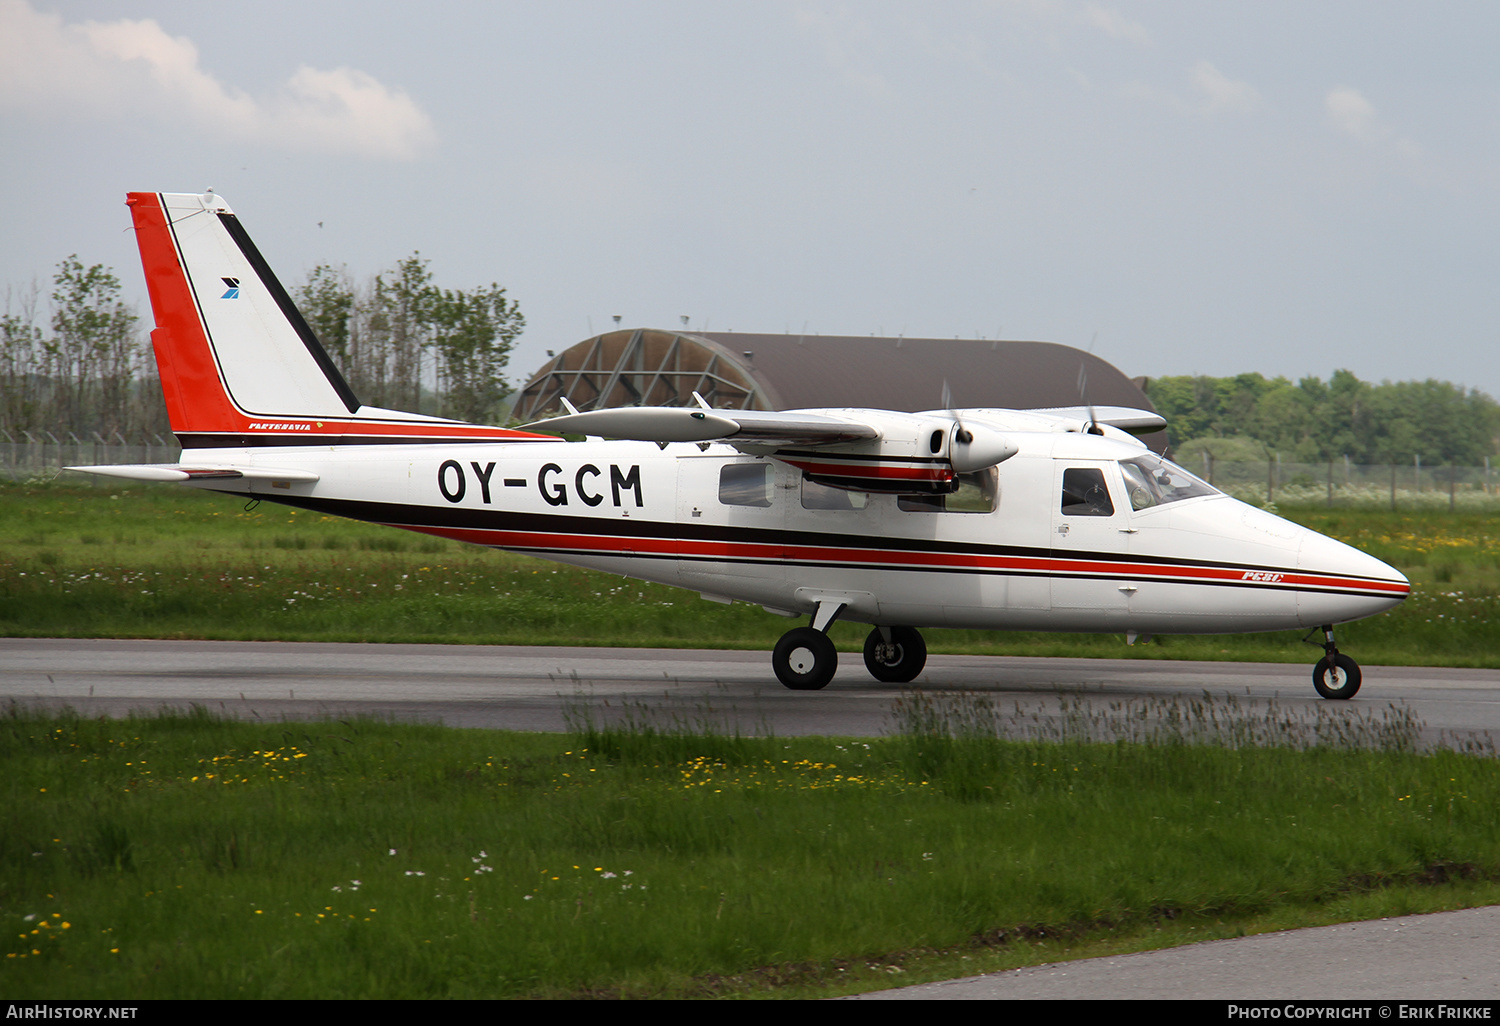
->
[1061,467,1114,516]
[719,463,773,507]
[800,477,870,510]
[898,468,998,513]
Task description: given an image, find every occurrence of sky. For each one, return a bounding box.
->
[3,0,1498,403]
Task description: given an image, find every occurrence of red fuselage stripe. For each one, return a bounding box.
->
[392,523,1409,596]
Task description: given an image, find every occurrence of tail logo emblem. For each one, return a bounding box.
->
[220,277,241,299]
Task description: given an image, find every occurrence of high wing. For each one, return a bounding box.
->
[1023,406,1168,435]
[520,405,880,447]
[518,400,1168,492]
[522,399,1021,493]
[522,400,1163,450]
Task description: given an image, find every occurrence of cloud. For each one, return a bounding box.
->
[1189,60,1259,114]
[1079,3,1150,45]
[790,3,891,98]
[1324,85,1420,158]
[0,0,435,160]
[1325,86,1382,142]
[1123,60,1260,118]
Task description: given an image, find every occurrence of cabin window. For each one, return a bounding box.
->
[800,477,870,510]
[719,463,773,507]
[1117,454,1217,510]
[898,468,998,513]
[1060,467,1114,516]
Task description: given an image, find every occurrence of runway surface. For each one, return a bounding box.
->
[849,906,1500,1000]
[2,637,1497,744]
[5,637,1497,1001]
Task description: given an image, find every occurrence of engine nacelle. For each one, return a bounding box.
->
[950,422,1019,474]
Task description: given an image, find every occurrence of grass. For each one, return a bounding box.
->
[3,698,1499,999]
[3,480,1499,666]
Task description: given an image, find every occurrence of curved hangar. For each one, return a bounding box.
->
[513,329,1164,452]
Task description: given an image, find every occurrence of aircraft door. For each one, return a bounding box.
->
[675,456,788,605]
[1050,461,1133,624]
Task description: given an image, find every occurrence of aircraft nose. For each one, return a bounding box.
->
[1296,528,1409,625]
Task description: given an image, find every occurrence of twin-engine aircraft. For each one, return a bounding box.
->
[72,191,1410,698]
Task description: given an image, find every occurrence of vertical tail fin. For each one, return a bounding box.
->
[126,191,544,448]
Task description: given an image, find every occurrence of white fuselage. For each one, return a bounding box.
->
[181,424,1408,636]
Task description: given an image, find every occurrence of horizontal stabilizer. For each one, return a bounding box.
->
[522,406,880,449]
[67,464,320,483]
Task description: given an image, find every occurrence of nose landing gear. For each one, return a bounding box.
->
[1309,624,1361,700]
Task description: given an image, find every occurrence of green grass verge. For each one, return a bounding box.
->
[4,699,1498,999]
[4,481,1499,665]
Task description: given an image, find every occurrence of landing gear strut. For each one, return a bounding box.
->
[1309,623,1361,700]
[863,626,927,683]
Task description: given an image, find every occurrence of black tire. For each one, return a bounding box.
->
[773,627,838,690]
[862,626,927,683]
[1313,652,1361,700]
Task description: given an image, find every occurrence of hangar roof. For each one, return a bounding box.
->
[513,329,1162,448]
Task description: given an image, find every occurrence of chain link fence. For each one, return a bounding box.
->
[0,431,179,484]
[6,434,1500,511]
[1190,454,1500,510]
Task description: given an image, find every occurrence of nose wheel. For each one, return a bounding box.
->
[1309,624,1361,700]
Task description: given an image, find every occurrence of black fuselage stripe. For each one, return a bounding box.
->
[453,542,1395,599]
[220,491,1401,595]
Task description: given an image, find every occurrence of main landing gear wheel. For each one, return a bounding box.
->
[773,627,838,691]
[1313,653,1361,700]
[863,626,927,683]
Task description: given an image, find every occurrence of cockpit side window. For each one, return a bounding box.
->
[1117,454,1218,510]
[1061,467,1114,516]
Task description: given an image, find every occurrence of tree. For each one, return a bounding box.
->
[47,257,142,436]
[429,283,524,423]
[371,254,437,413]
[1145,370,1500,465]
[295,254,524,424]
[295,264,354,365]
[1,282,44,433]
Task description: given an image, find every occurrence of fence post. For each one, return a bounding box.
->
[1326,460,1333,507]
[1450,465,1457,512]
[1390,464,1397,512]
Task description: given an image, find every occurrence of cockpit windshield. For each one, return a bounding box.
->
[1117,453,1218,511]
